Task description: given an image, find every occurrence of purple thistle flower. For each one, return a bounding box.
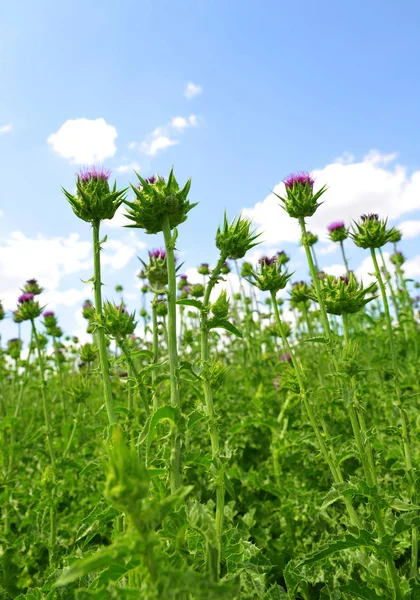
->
[149,248,166,260]
[339,276,350,285]
[280,353,292,362]
[328,221,345,232]
[43,311,55,317]
[26,278,38,285]
[201,263,209,268]
[283,171,314,189]
[182,285,191,293]
[180,274,188,280]
[116,304,126,313]
[292,280,306,287]
[8,338,20,343]
[360,213,379,222]
[18,293,34,304]
[258,255,276,266]
[78,166,111,183]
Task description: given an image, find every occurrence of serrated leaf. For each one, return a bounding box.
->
[209,319,243,338]
[176,298,203,310]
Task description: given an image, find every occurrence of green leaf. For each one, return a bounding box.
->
[209,318,243,338]
[299,336,328,344]
[390,500,420,511]
[137,405,179,453]
[340,581,383,600]
[176,298,203,310]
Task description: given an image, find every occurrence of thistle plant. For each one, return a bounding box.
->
[63,168,126,426]
[124,169,195,492]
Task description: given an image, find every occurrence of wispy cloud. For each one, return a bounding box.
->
[130,115,198,157]
[184,82,202,99]
[0,122,13,135]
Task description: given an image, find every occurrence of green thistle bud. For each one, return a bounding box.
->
[141,249,168,288]
[211,290,230,319]
[390,251,405,266]
[104,427,149,517]
[328,221,348,243]
[63,167,126,223]
[139,308,148,318]
[300,231,318,247]
[30,332,48,351]
[274,172,327,219]
[197,263,210,276]
[216,213,260,260]
[388,228,402,243]
[190,283,205,298]
[247,255,292,293]
[309,273,377,315]
[103,302,137,337]
[79,343,98,363]
[220,261,231,275]
[7,338,23,360]
[141,285,149,294]
[41,466,55,493]
[290,281,311,304]
[155,298,168,317]
[82,300,94,320]
[66,375,91,404]
[16,293,43,321]
[350,214,398,249]
[241,262,253,278]
[22,279,44,296]
[125,170,196,234]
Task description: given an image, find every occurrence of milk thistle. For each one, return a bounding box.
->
[63,167,126,427]
[124,169,195,492]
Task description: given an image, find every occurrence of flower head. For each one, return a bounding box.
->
[309,272,377,315]
[216,213,260,260]
[18,293,34,304]
[274,172,326,219]
[280,353,292,362]
[328,221,345,232]
[351,214,397,249]
[328,221,348,243]
[247,254,292,293]
[125,169,196,234]
[22,279,44,295]
[283,172,314,189]
[63,166,126,223]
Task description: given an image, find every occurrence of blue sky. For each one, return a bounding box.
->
[1,0,420,339]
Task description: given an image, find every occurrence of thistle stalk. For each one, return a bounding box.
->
[31,318,56,565]
[200,254,227,581]
[162,215,182,492]
[92,220,116,426]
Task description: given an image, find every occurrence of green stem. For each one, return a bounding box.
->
[119,338,149,417]
[92,220,116,426]
[339,240,350,275]
[152,298,160,410]
[200,254,227,582]
[162,215,182,493]
[31,319,56,565]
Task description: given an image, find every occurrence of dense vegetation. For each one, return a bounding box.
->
[1,168,419,599]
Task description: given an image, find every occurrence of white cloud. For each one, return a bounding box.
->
[0,231,145,310]
[141,135,178,156]
[184,82,202,99]
[243,151,420,246]
[404,255,420,278]
[103,204,132,229]
[0,232,91,309]
[47,118,117,164]
[318,243,338,256]
[0,123,13,135]
[172,115,198,129]
[398,220,420,240]
[324,263,348,277]
[115,161,141,173]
